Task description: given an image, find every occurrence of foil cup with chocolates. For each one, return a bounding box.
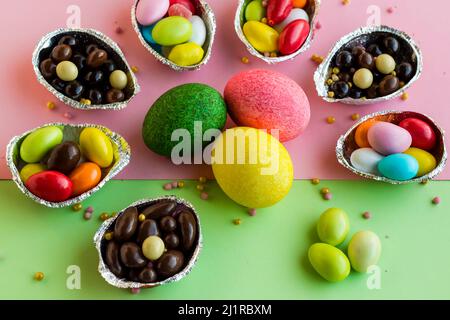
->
[94,197,202,289]
[33,28,140,110]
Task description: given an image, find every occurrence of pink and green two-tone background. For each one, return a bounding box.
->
[1,0,449,299]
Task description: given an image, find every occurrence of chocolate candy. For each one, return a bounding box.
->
[71,53,86,70]
[160,216,177,233]
[331,81,349,98]
[51,44,72,62]
[335,51,353,69]
[378,75,400,96]
[367,43,382,56]
[351,45,365,57]
[51,78,66,91]
[142,201,176,220]
[383,36,400,55]
[164,233,180,249]
[40,59,56,78]
[87,49,108,68]
[156,250,185,278]
[120,242,147,268]
[114,206,138,241]
[102,60,116,74]
[86,44,99,55]
[137,219,160,243]
[106,89,125,103]
[46,141,81,174]
[349,88,363,99]
[65,81,84,99]
[138,267,158,283]
[58,35,78,47]
[105,241,125,277]
[88,89,103,104]
[84,70,104,85]
[358,52,374,69]
[397,62,413,81]
[178,211,197,251]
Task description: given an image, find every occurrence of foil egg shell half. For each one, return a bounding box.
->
[336,110,447,184]
[33,28,140,110]
[315,25,423,105]
[94,196,203,290]
[6,123,131,208]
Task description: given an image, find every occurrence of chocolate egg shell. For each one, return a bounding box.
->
[33,28,139,110]
[6,123,131,208]
[315,25,422,105]
[336,110,447,184]
[131,0,216,71]
[46,141,81,174]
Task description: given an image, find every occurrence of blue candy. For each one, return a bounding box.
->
[140,24,157,44]
[377,154,419,181]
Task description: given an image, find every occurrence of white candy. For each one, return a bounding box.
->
[189,15,206,47]
[350,148,384,174]
[274,9,310,33]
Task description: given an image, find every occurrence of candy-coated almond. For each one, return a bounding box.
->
[25,170,73,202]
[308,243,350,282]
[69,162,102,196]
[152,16,193,46]
[168,42,204,66]
[19,163,46,182]
[243,21,279,53]
[20,126,63,163]
[278,19,310,55]
[79,128,113,168]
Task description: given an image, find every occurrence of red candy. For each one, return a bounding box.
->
[399,118,437,150]
[25,171,73,202]
[278,19,310,55]
[169,0,195,14]
[267,0,293,26]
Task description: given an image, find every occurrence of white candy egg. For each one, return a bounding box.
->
[274,9,310,33]
[189,15,206,47]
[350,148,384,174]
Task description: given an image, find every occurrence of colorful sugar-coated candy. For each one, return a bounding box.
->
[152,16,193,46]
[69,162,102,196]
[274,8,309,32]
[141,24,157,44]
[278,19,310,55]
[168,3,193,19]
[317,208,350,246]
[308,243,350,282]
[350,147,384,174]
[25,170,73,202]
[19,163,46,182]
[189,15,206,47]
[377,153,419,181]
[267,0,293,26]
[79,128,113,168]
[168,42,204,66]
[347,231,381,273]
[399,118,437,150]
[46,141,81,174]
[354,119,379,148]
[243,21,279,53]
[20,126,63,163]
[367,122,412,155]
[403,147,437,177]
[293,0,308,8]
[136,0,169,26]
[245,0,266,22]
[170,0,196,14]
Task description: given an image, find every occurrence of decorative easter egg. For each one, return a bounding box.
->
[354,119,379,148]
[267,0,293,26]
[46,141,81,174]
[350,148,384,174]
[20,126,63,163]
[142,83,227,157]
[377,153,419,181]
[168,3,193,19]
[399,118,437,150]
[152,16,193,46]
[317,208,350,246]
[224,69,310,142]
[211,127,293,208]
[243,21,279,53]
[274,8,309,32]
[79,128,113,168]
[136,0,170,26]
[278,19,310,55]
[348,231,381,273]
[245,0,266,22]
[367,122,412,155]
[19,163,46,182]
[308,243,350,282]
[25,171,73,202]
[189,15,207,46]
[69,162,102,196]
[403,147,437,177]
[168,42,204,66]
[170,0,196,14]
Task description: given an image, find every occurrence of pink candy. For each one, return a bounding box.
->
[168,3,193,19]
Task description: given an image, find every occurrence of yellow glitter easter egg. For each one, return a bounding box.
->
[211,127,293,208]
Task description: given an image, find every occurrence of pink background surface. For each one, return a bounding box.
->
[1,0,448,180]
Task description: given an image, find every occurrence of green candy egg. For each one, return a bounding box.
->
[348,230,382,273]
[20,126,63,163]
[142,83,227,157]
[308,243,351,282]
[317,207,350,246]
[152,16,193,46]
[245,0,266,22]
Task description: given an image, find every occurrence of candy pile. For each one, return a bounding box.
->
[136,0,207,67]
[18,126,114,202]
[242,0,311,57]
[350,117,438,181]
[102,199,199,283]
[39,34,131,105]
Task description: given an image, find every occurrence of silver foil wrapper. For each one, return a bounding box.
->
[131,0,216,71]
[94,196,203,289]
[314,25,423,105]
[32,28,140,110]
[235,0,320,64]
[336,110,447,184]
[6,123,131,208]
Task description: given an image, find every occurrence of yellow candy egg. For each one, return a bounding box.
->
[79,128,113,168]
[168,42,205,67]
[403,147,437,177]
[211,127,293,208]
[19,163,46,182]
[243,21,279,53]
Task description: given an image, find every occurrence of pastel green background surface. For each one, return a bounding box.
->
[0,179,449,300]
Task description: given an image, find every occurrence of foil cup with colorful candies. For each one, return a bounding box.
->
[33,28,140,110]
[94,197,202,290]
[6,123,131,208]
[314,25,422,105]
[336,111,447,184]
[235,0,320,64]
[131,0,216,71]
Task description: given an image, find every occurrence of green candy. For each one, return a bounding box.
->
[308,243,350,282]
[142,83,227,157]
[152,16,193,46]
[348,231,382,273]
[245,0,266,22]
[317,208,350,246]
[20,126,63,163]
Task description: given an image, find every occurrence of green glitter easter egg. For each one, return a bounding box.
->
[142,83,228,157]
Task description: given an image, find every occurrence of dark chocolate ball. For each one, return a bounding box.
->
[102,60,116,74]
[160,216,177,233]
[351,45,365,57]
[335,51,353,68]
[349,88,364,99]
[87,49,108,68]
[358,52,375,69]
[65,81,84,100]
[88,89,103,104]
[338,73,351,83]
[331,81,350,98]
[378,75,400,96]
[71,54,86,71]
[396,62,413,81]
[84,70,104,85]
[366,85,379,99]
[58,35,78,48]
[51,44,72,63]
[106,88,125,103]
[367,43,382,56]
[51,78,66,92]
[138,268,158,283]
[164,233,180,249]
[40,58,56,78]
[383,37,400,55]
[85,44,99,56]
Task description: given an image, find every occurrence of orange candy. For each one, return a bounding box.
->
[354,119,380,148]
[292,0,308,8]
[69,162,102,196]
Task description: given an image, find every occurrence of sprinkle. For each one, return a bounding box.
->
[163,183,172,191]
[34,272,45,281]
[104,232,114,241]
[131,288,141,294]
[315,21,322,29]
[80,98,91,105]
[331,74,339,82]
[46,101,56,110]
[196,184,205,191]
[131,66,139,73]
[420,180,428,185]
[241,56,249,64]
[327,91,335,98]
[323,192,333,200]
[138,214,146,222]
[72,203,82,211]
[326,79,333,85]
[270,52,278,58]
[351,113,360,121]
[311,54,324,64]
[321,187,330,194]
[386,6,394,14]
[200,192,209,200]
[342,0,350,5]
[432,197,441,205]
[332,67,340,74]
[115,26,124,34]
[362,211,372,219]
[248,208,257,216]
[311,178,320,185]
[63,112,73,119]
[326,116,336,124]
[177,181,185,188]
[100,212,109,221]
[261,17,268,24]
[401,92,408,101]
[85,206,94,213]
[233,218,242,225]
[171,181,178,188]
[199,176,207,184]
[83,211,92,220]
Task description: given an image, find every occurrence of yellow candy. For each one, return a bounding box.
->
[56,61,78,81]
[19,163,46,182]
[79,128,113,168]
[168,42,204,67]
[109,70,128,90]
[243,21,279,53]
[403,147,437,177]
